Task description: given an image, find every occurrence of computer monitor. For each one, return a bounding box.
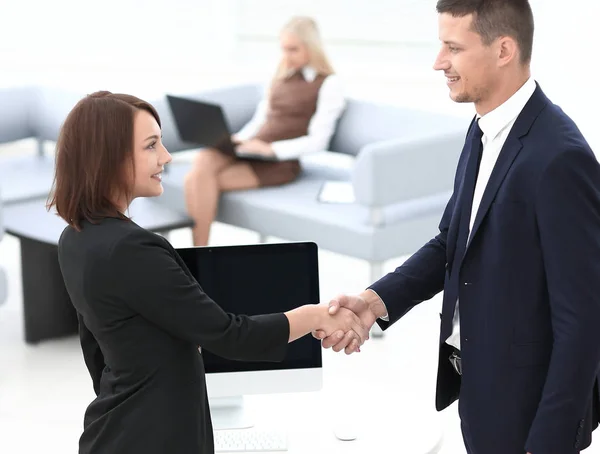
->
[175,242,323,430]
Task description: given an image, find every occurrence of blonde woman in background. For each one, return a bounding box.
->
[184,16,345,246]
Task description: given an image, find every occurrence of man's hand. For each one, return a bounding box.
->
[312,291,387,354]
[316,305,368,354]
[236,139,275,157]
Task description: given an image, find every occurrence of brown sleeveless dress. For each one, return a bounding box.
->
[248,71,326,187]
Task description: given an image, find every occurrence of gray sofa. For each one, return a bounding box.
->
[155,84,467,280]
[0,84,467,283]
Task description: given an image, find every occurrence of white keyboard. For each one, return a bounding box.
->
[214,429,288,452]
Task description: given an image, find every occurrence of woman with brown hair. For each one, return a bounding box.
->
[48,91,365,454]
[184,16,345,246]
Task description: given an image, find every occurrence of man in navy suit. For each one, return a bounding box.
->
[314,1,600,453]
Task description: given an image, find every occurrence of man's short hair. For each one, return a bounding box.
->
[436,0,534,64]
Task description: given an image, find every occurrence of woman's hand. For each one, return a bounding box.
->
[285,304,369,353]
[316,305,369,354]
[235,139,275,157]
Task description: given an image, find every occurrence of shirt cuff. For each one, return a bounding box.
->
[366,288,389,321]
[270,139,305,161]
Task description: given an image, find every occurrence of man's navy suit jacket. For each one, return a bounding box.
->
[371,84,600,454]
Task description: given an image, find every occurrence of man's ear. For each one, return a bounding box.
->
[497,36,519,67]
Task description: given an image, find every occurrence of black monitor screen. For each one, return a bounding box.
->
[175,242,322,373]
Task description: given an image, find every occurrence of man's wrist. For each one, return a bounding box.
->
[360,289,388,319]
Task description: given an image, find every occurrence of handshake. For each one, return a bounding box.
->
[310,290,388,355]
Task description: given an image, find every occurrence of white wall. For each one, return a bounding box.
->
[232,0,456,111]
[234,0,439,69]
[0,0,597,148]
[0,0,235,92]
[529,1,597,151]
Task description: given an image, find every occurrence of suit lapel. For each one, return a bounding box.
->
[464,84,549,253]
[466,135,523,248]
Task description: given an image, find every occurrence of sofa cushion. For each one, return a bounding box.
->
[0,86,35,144]
[32,86,84,143]
[329,99,465,156]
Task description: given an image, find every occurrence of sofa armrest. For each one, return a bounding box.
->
[351,129,465,207]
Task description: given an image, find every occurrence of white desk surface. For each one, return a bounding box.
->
[214,297,447,454]
[218,390,444,453]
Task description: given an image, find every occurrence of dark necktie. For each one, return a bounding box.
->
[457,119,483,253]
[440,120,483,342]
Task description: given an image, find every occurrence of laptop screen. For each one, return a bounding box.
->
[166,95,234,153]
[175,242,322,373]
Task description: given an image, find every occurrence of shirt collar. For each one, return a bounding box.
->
[478,77,536,140]
[301,66,317,82]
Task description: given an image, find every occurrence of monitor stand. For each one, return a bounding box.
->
[210,396,254,430]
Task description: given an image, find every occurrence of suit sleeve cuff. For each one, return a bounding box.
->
[251,313,290,361]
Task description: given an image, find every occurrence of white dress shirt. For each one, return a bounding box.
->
[445,77,537,350]
[234,66,346,160]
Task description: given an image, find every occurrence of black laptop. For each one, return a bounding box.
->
[166,94,278,162]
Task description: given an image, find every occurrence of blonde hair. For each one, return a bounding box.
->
[273,16,335,80]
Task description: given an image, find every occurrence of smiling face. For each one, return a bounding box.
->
[130,109,171,200]
[433,12,501,113]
